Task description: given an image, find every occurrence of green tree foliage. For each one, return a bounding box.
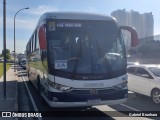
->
[2,49,11,60]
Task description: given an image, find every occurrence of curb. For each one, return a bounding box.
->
[15,71,18,111]
[0,64,19,120]
[14,66,19,120]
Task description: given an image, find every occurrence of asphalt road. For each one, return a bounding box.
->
[17,68,160,120]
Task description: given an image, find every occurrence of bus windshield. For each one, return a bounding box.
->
[47,19,126,79]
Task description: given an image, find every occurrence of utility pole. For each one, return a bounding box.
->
[3,0,7,100]
[14,7,29,72]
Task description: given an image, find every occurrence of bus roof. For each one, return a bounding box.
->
[39,12,116,21]
[27,12,117,46]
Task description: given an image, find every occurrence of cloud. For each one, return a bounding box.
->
[15,19,37,30]
[82,7,99,13]
[154,27,160,35]
[0,16,37,31]
[28,5,59,16]
[0,37,28,53]
[0,17,3,28]
[0,17,37,53]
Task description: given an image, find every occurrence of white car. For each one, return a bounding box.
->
[127,64,160,104]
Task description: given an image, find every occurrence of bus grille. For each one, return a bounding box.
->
[68,88,117,95]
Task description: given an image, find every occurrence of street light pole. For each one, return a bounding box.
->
[3,0,6,100]
[14,7,29,72]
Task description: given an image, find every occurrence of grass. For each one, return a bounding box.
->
[0,63,11,77]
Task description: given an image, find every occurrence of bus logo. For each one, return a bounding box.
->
[90,89,98,95]
[48,21,56,31]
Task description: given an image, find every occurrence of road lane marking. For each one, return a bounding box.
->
[128,91,134,93]
[20,70,42,120]
[94,105,128,117]
[20,69,151,120]
[120,104,140,111]
[94,105,152,120]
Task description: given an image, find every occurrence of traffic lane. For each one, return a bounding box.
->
[22,70,159,119]
[23,75,113,120]
[43,117,113,120]
[109,92,160,112]
[107,92,160,120]
[18,68,35,120]
[24,73,124,112]
[125,93,160,111]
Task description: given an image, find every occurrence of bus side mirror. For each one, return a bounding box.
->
[119,26,138,47]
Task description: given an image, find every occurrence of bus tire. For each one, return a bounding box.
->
[27,71,30,80]
[37,76,47,105]
[27,71,32,84]
[37,76,41,96]
[27,71,29,78]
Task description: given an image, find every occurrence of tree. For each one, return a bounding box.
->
[2,49,11,60]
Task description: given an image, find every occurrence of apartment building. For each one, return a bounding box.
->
[111,9,154,49]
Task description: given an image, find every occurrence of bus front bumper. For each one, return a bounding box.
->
[41,88,128,107]
[42,92,127,107]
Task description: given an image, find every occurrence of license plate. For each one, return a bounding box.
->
[87,99,101,104]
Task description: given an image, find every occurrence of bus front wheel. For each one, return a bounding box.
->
[37,76,47,105]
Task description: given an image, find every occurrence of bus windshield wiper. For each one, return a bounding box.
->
[71,39,82,79]
[96,40,113,77]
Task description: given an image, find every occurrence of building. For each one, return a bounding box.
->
[129,10,143,38]
[111,9,154,49]
[142,12,154,38]
[111,9,129,26]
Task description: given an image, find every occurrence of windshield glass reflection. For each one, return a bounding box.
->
[149,67,160,77]
[48,20,126,79]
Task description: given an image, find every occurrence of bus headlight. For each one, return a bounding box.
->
[48,79,71,91]
[114,81,128,89]
[55,84,71,91]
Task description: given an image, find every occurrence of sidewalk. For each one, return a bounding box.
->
[0,64,18,115]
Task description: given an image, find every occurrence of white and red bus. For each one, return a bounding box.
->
[26,12,138,107]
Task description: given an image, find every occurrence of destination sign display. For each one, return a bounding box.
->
[57,22,82,28]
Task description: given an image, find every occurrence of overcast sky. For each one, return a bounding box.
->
[0,0,160,53]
